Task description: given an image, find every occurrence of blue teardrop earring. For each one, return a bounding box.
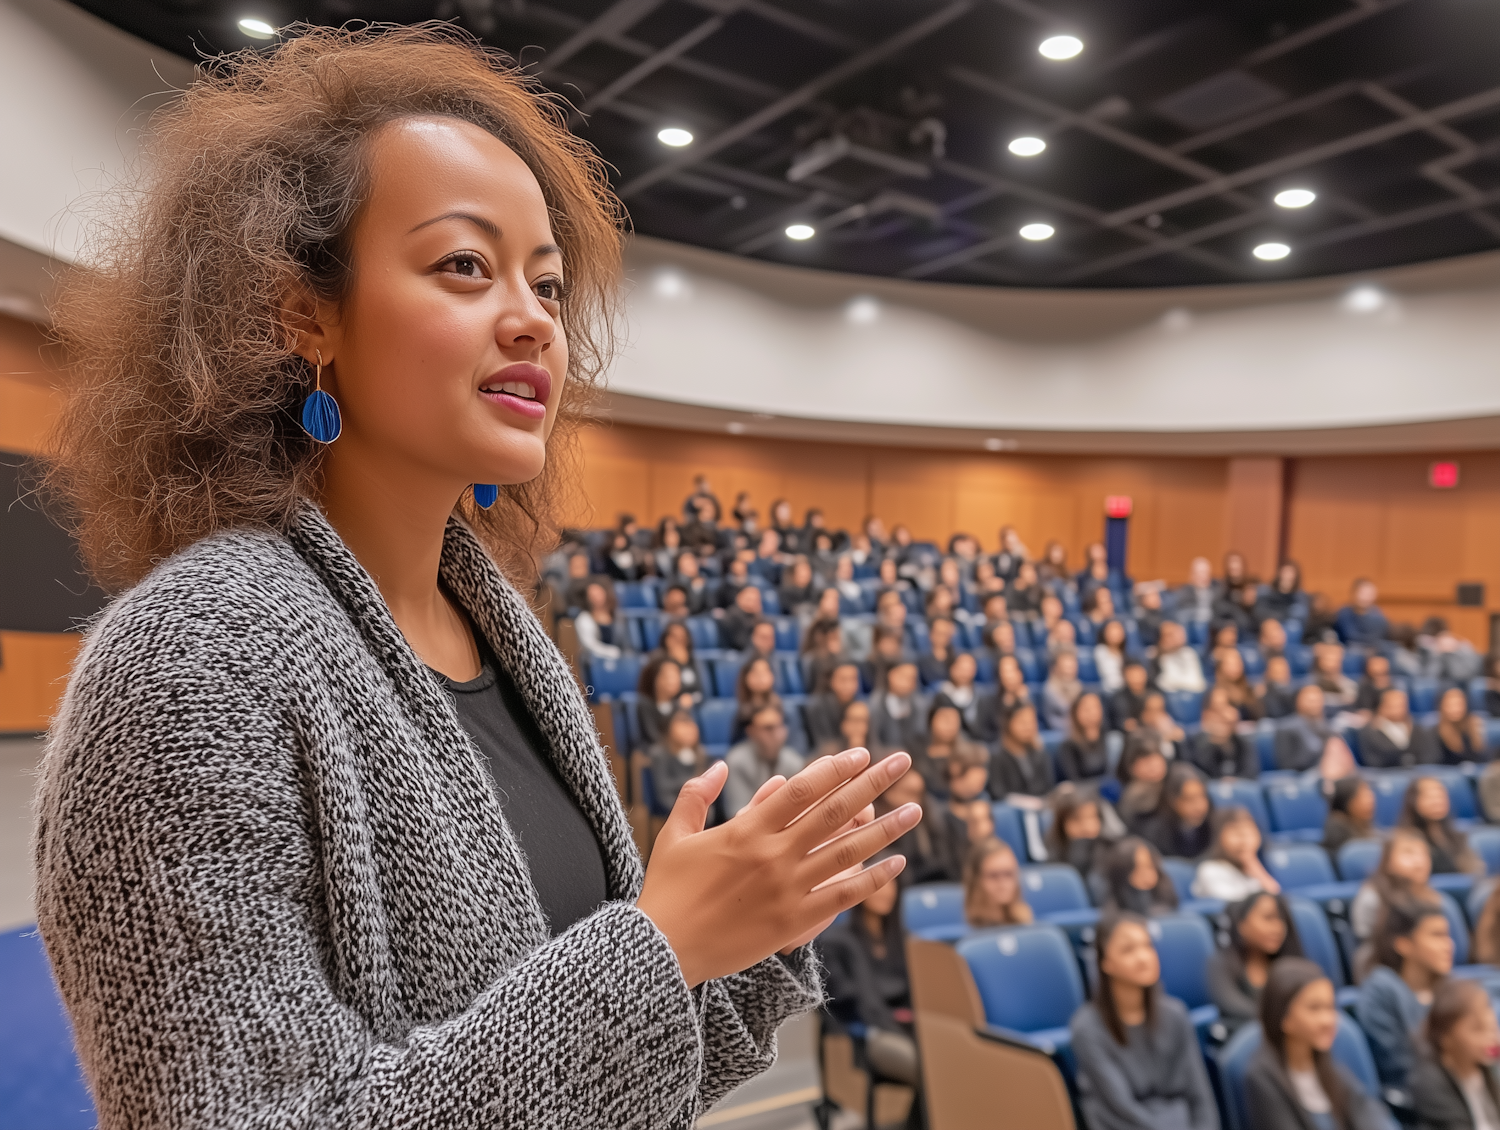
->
[472,484,498,509]
[299,350,342,443]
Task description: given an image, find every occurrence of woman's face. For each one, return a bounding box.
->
[313,118,567,501]
[745,659,775,694]
[1218,650,1244,681]
[980,849,1019,908]
[586,583,609,613]
[841,701,870,745]
[1388,835,1433,884]
[1378,690,1410,723]
[950,765,989,801]
[1054,652,1078,681]
[1102,621,1125,649]
[1297,684,1325,719]
[1282,978,1339,1052]
[1172,779,1210,827]
[1094,589,1115,616]
[1440,688,1468,723]
[1348,782,1376,823]
[1077,694,1103,730]
[999,657,1023,692]
[667,714,699,749]
[1132,751,1167,784]
[1220,815,1261,860]
[1278,563,1298,590]
[1101,921,1160,990]
[880,558,897,582]
[1415,779,1450,823]
[992,621,1016,651]
[662,624,688,656]
[654,662,681,701]
[930,706,961,743]
[951,654,977,686]
[817,588,840,618]
[1215,625,1237,649]
[830,665,860,702]
[1398,916,1455,977]
[1129,845,1159,891]
[1009,707,1038,745]
[1064,802,1102,842]
[1444,996,1500,1068]
[774,501,791,525]
[1238,895,1287,956]
[836,556,854,580]
[750,622,777,655]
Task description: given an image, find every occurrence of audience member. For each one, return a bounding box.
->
[1069,912,1219,1130]
[716,556,752,609]
[1093,619,1129,694]
[1045,618,1079,663]
[1205,892,1304,1033]
[802,616,848,691]
[1433,686,1491,764]
[574,578,623,660]
[1416,616,1484,686]
[1187,703,1258,779]
[720,584,764,651]
[1116,731,1171,828]
[1084,586,1117,629]
[1276,685,1333,771]
[962,838,1033,928]
[646,710,708,811]
[882,767,968,886]
[1400,776,1484,876]
[1359,899,1454,1089]
[1255,561,1306,624]
[1036,540,1070,588]
[1210,622,1242,669]
[1246,957,1390,1130]
[979,654,1033,742]
[1047,788,1111,877]
[744,618,777,662]
[1337,578,1390,647]
[1323,777,1378,857]
[981,616,1018,663]
[1042,649,1084,732]
[804,660,861,749]
[1134,585,1166,648]
[1352,653,1396,715]
[872,660,925,752]
[1194,806,1281,901]
[722,703,803,816]
[823,699,871,760]
[1359,688,1438,769]
[1214,648,1266,722]
[1469,881,1500,967]
[917,617,959,686]
[943,742,992,818]
[914,701,963,796]
[655,621,704,701]
[1006,561,1043,617]
[935,651,983,737]
[1177,557,1218,622]
[559,549,592,611]
[1153,621,1207,694]
[1258,655,1298,719]
[1099,836,1179,916]
[682,473,721,524]
[660,584,689,619]
[990,704,1055,807]
[1058,692,1111,782]
[1350,828,1440,942]
[1408,978,1500,1130]
[671,552,714,615]
[862,625,906,694]
[1138,691,1186,757]
[1137,762,1214,860]
[731,656,780,744]
[1109,661,1150,732]
[1311,643,1358,709]
[1258,616,1289,661]
[635,657,694,749]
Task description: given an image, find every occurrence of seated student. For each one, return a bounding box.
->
[1152,620,1208,694]
[1359,898,1455,1090]
[1138,691,1186,758]
[1042,648,1084,733]
[1132,584,1166,649]
[1109,660,1151,732]
[722,703,804,816]
[1337,577,1390,648]
[719,583,764,651]
[1433,686,1491,765]
[1036,539,1070,589]
[1258,616,1289,663]
[647,709,709,811]
[1402,776,1485,876]
[1323,777,1379,858]
[1351,827,1441,942]
[978,654,1033,742]
[861,624,907,696]
[915,701,963,796]
[1116,731,1171,829]
[1258,654,1299,720]
[1214,648,1266,722]
[1246,957,1392,1130]
[1094,618,1130,694]
[832,699,871,757]
[818,853,921,1096]
[1084,585,1118,630]
[1311,642,1358,710]
[1360,688,1439,769]
[1039,593,1066,637]
[1277,684,1333,771]
[730,655,781,746]
[1352,653,1395,716]
[1047,787,1112,878]
[1099,836,1179,916]
[963,838,1033,928]
[655,620,706,702]
[1206,892,1304,1033]
[872,660,926,753]
[659,583,690,620]
[1210,621,1242,670]
[777,557,818,619]
[944,740,992,816]
[925,584,959,626]
[671,551,715,615]
[1045,618,1079,664]
[1188,702,1259,779]
[981,614,1018,663]
[715,555,752,609]
[574,578,624,660]
[918,616,959,687]
[935,651,984,737]
[1409,978,1500,1130]
[1069,912,1220,1130]
[1137,762,1214,861]
[989,704,1055,808]
[1255,560,1305,624]
[882,766,969,887]
[744,618,778,663]
[804,660,862,749]
[1006,561,1043,618]
[1194,806,1281,901]
[635,656,695,749]
[1058,692,1111,782]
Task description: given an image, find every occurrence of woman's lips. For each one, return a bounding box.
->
[479,362,551,421]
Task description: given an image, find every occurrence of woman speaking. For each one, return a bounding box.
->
[32,26,918,1128]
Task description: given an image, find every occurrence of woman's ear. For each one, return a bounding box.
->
[279,283,338,375]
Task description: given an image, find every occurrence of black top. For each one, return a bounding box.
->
[436,637,610,936]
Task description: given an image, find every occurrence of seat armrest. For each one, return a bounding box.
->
[975,1024,1058,1056]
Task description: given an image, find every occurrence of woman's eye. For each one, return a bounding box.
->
[440,253,488,278]
[534,278,564,302]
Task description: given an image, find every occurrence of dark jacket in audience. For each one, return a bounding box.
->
[891,809,969,887]
[1202,948,1261,1032]
[1185,732,1258,780]
[719,606,760,651]
[871,692,925,753]
[1358,723,1440,770]
[1260,682,1298,720]
[636,699,676,749]
[802,692,849,750]
[646,744,705,810]
[1057,735,1110,782]
[1069,995,1219,1130]
[1357,963,1428,1088]
[989,745,1055,799]
[1409,1050,1500,1130]
[1275,716,1329,772]
[917,652,950,689]
[1243,1042,1389,1130]
[818,913,909,1036]
[1109,687,1147,732]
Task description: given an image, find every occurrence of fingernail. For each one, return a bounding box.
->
[886,751,911,773]
[838,747,869,771]
[896,803,922,828]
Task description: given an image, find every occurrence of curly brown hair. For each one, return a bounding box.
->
[44,24,623,590]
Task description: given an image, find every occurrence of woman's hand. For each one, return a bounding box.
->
[636,748,918,988]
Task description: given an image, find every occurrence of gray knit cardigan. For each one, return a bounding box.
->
[33,504,822,1128]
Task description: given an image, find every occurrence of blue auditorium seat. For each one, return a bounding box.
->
[710,653,742,698]
[1165,690,1204,724]
[1426,767,1478,821]
[1470,827,1500,875]
[1264,777,1328,842]
[685,615,719,652]
[773,616,799,652]
[1205,778,1271,838]
[0,927,95,1129]
[616,580,652,609]
[1337,839,1383,882]
[1286,896,1356,1004]
[957,925,1084,1056]
[1263,844,1357,909]
[1014,647,1043,683]
[901,883,967,941]
[1438,891,1473,965]
[1367,771,1412,826]
[696,699,737,746]
[1159,856,1198,901]
[991,803,1029,862]
[1019,864,1093,919]
[1218,1016,1384,1130]
[1075,651,1098,682]
[760,590,782,615]
[772,653,804,695]
[782,695,810,754]
[1470,677,1490,713]
[1408,677,1439,715]
[1146,913,1219,1025]
[586,654,643,701]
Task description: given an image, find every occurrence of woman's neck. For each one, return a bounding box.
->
[1243,949,1270,985]
[1284,1035,1316,1074]
[1441,1046,1482,1084]
[1402,959,1439,997]
[1110,980,1147,1027]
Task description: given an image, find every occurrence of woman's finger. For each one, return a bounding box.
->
[804,856,908,922]
[745,747,871,832]
[653,761,728,851]
[799,803,920,888]
[787,752,911,853]
[743,774,787,812]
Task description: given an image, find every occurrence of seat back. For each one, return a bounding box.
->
[957,925,1085,1034]
[1264,778,1328,836]
[1336,839,1382,882]
[710,653,742,698]
[991,803,1029,862]
[1019,864,1091,916]
[0,927,96,1129]
[585,654,642,701]
[1367,771,1413,826]
[696,699,737,746]
[1206,778,1271,837]
[1331,1015,1382,1096]
[1147,913,1216,1009]
[906,939,1077,1130]
[1165,690,1204,724]
[1439,890,1471,965]
[1264,844,1338,891]
[1469,828,1500,876]
[1216,1016,1261,1130]
[1159,856,1198,903]
[1287,895,1347,987]
[772,653,804,696]
[685,615,719,652]
[901,884,966,940]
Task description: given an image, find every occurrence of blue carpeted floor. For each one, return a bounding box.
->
[0,925,96,1128]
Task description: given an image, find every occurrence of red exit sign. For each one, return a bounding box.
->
[1430,461,1460,489]
[1105,495,1134,518]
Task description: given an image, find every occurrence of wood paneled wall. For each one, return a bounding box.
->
[573,422,1231,585]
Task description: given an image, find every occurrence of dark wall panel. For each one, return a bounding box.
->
[0,453,107,632]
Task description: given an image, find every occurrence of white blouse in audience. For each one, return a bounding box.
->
[1192,860,1266,902]
[573,610,623,660]
[1094,644,1125,693]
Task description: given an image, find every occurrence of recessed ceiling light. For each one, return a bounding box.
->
[845,295,879,324]
[1039,35,1083,60]
[652,268,690,299]
[1274,188,1316,209]
[237,16,276,38]
[1008,136,1046,157]
[785,223,815,241]
[1019,222,1055,241]
[657,127,693,147]
[1253,241,1291,261]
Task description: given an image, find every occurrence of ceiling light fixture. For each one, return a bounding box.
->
[237,16,276,38]
[845,295,880,324]
[1008,136,1046,157]
[1274,188,1316,209]
[1253,242,1291,261]
[785,223,815,241]
[1343,284,1387,313]
[656,127,693,147]
[1039,35,1083,60]
[1019,222,1055,241]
